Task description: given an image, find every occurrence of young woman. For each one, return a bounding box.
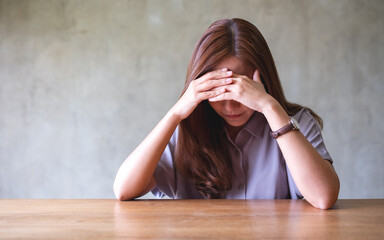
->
[113,18,340,209]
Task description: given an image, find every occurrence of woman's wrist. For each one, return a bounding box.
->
[168,105,186,125]
[261,97,290,131]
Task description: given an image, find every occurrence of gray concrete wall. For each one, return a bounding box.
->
[0,0,383,199]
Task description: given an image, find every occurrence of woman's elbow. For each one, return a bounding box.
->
[315,196,338,210]
[114,191,128,201]
[315,184,340,209]
[113,182,133,201]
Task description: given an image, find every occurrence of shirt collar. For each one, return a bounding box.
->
[222,111,267,140]
[241,111,267,139]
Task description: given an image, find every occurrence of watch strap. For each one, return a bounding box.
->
[270,118,298,139]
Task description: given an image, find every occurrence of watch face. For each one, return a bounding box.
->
[291,118,300,130]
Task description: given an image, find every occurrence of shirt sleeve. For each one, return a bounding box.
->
[286,108,333,199]
[150,127,178,199]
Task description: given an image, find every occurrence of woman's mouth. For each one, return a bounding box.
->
[224,113,243,119]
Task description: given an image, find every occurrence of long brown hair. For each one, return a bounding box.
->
[175,18,323,198]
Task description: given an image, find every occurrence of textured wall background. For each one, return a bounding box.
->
[0,0,383,199]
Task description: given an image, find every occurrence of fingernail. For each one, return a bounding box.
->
[221,68,228,71]
[225,78,232,83]
[226,71,232,76]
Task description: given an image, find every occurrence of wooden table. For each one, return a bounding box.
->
[0,199,383,239]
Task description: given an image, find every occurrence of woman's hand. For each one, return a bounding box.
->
[208,70,274,113]
[171,68,234,120]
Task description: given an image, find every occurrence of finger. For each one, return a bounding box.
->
[209,85,228,92]
[199,88,226,101]
[196,77,233,92]
[252,69,268,93]
[253,69,261,82]
[208,92,233,102]
[196,68,233,84]
[231,72,259,83]
[227,74,250,84]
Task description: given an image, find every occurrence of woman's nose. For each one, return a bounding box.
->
[223,100,240,112]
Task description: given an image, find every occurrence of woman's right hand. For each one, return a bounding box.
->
[114,69,233,200]
[171,68,234,120]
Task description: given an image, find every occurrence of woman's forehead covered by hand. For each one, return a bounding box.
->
[214,56,254,79]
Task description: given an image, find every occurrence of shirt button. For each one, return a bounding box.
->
[238,184,244,190]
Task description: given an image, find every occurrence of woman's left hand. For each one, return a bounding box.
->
[208,70,273,113]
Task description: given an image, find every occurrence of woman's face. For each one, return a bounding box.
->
[208,56,255,128]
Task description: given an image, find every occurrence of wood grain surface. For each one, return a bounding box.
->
[0,199,383,239]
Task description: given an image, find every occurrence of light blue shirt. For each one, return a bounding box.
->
[152,108,333,199]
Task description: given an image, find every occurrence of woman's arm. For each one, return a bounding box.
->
[263,100,339,209]
[113,109,181,200]
[209,70,340,209]
[113,69,234,200]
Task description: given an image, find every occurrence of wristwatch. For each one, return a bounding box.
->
[270,117,300,139]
